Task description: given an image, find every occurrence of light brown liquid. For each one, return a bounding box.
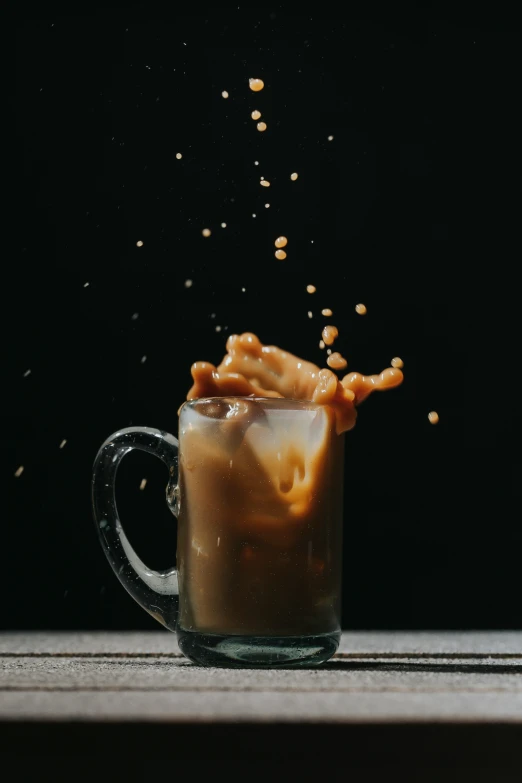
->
[177,333,402,636]
[177,396,344,635]
[327,352,347,370]
[322,325,338,346]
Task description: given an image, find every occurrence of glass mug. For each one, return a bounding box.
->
[92,396,344,667]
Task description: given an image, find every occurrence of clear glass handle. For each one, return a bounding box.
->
[92,426,180,631]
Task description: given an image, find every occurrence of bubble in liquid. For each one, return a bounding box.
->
[257,122,267,132]
[175,153,182,160]
[391,357,404,369]
[260,180,270,187]
[275,236,288,248]
[322,325,338,346]
[251,110,261,120]
[321,308,333,317]
[59,439,67,449]
[136,240,144,247]
[307,284,316,294]
[355,303,367,315]
[249,78,264,92]
[14,466,24,478]
[221,90,229,99]
[202,228,211,237]
[140,478,148,490]
[428,411,440,425]
[290,172,298,181]
[184,279,193,288]
[275,249,287,260]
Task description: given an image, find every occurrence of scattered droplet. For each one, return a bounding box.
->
[308,311,313,319]
[328,135,334,141]
[215,325,222,332]
[326,348,332,355]
[275,236,288,248]
[264,203,270,208]
[254,161,259,166]
[327,352,347,370]
[140,478,147,490]
[290,172,298,181]
[221,90,229,99]
[257,121,267,132]
[251,110,261,120]
[355,303,367,315]
[322,308,333,317]
[319,340,325,349]
[131,312,139,320]
[175,153,182,160]
[14,466,24,478]
[184,279,193,288]
[210,313,216,318]
[140,355,147,364]
[83,282,90,288]
[23,369,31,378]
[241,287,246,292]
[59,439,67,449]
[322,325,339,346]
[221,222,227,228]
[136,240,144,247]
[249,78,264,92]
[275,249,287,260]
[428,411,440,425]
[260,180,270,187]
[391,357,404,369]
[307,284,316,294]
[202,228,211,237]
[252,213,257,218]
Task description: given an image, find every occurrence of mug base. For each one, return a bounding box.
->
[177,629,341,668]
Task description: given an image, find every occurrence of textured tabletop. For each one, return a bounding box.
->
[1,631,522,724]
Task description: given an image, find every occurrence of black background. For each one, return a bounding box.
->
[7,7,520,631]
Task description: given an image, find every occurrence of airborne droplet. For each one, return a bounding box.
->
[249,78,265,92]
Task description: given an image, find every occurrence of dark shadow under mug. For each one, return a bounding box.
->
[92,396,344,667]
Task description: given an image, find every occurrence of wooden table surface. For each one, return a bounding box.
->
[2,631,522,773]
